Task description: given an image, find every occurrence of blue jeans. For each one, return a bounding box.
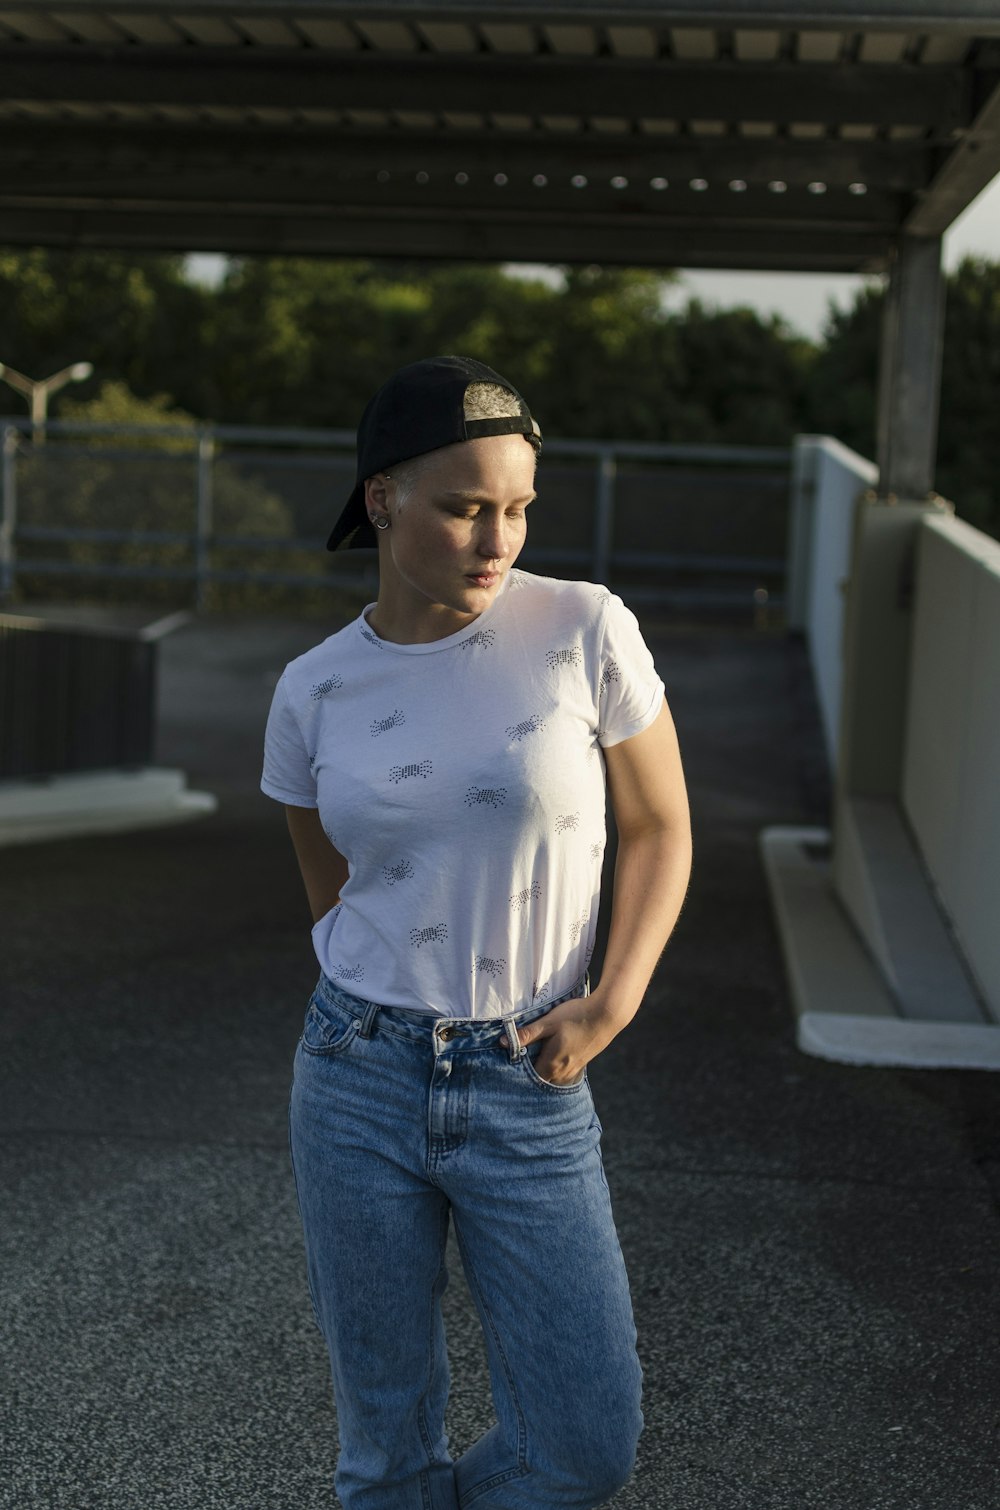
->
[288,973,644,1509]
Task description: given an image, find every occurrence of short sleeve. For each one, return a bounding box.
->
[260,674,318,807]
[596,594,665,748]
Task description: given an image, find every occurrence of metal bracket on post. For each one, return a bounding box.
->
[0,425,19,600]
[593,450,616,587]
[195,428,215,613]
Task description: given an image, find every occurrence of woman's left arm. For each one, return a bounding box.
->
[510,699,692,1083]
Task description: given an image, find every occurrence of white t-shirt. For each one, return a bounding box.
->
[261,569,664,1018]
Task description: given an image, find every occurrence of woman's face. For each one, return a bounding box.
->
[369,433,537,628]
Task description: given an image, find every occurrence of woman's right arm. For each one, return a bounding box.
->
[284,806,350,924]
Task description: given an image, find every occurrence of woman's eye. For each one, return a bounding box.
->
[447,507,526,521]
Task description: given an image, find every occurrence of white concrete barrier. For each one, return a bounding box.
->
[770,445,1000,1065]
[0,768,217,847]
[786,436,878,769]
[902,513,1000,1021]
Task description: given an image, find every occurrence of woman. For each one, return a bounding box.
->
[261,355,692,1509]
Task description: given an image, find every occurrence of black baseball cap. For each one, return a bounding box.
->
[327,355,541,551]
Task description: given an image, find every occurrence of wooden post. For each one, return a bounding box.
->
[876,233,946,502]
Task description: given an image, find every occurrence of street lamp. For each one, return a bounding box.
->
[0,361,94,444]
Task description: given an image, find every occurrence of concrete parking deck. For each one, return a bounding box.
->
[2,610,998,1510]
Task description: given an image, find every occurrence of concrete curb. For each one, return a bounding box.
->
[0,767,217,847]
[760,824,1000,1070]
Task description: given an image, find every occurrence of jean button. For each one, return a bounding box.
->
[437,1023,457,1042]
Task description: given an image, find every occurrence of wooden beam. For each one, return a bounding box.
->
[875,233,945,499]
[0,172,906,229]
[0,119,936,193]
[0,198,892,269]
[0,49,972,128]
[22,2,1000,35]
[904,61,1000,234]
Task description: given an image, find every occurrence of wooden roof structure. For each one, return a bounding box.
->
[1,2,998,272]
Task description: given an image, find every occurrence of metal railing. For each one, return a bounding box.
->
[0,417,792,614]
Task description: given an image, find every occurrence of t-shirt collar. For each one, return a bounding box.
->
[355,570,514,655]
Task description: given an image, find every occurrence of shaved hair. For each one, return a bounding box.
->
[383,383,539,515]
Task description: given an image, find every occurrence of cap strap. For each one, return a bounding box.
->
[464,416,537,440]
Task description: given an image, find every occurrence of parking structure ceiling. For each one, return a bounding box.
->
[0,2,998,272]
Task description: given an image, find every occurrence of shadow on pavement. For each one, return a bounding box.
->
[2,612,998,1510]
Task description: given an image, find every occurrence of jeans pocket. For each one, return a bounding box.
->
[521,1043,588,1093]
[300,996,362,1057]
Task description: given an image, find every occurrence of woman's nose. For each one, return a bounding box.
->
[477,518,508,559]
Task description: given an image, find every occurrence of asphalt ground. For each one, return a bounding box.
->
[2,608,998,1510]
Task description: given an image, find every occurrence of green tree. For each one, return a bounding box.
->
[805,258,1000,539]
[15,380,322,611]
[0,250,210,417]
[936,257,1000,537]
[203,257,564,428]
[802,281,883,459]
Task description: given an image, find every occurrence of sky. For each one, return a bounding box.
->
[185,170,999,342]
[665,170,1000,339]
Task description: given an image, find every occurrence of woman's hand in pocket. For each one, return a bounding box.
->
[501,989,632,1086]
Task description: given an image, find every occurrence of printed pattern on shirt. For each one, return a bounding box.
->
[474,955,506,978]
[546,647,582,669]
[371,709,405,738]
[569,908,591,944]
[506,713,545,742]
[461,628,496,650]
[389,760,433,784]
[465,785,507,809]
[599,660,621,696]
[410,923,448,948]
[263,572,664,1017]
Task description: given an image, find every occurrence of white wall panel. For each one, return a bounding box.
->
[904,515,1000,1017]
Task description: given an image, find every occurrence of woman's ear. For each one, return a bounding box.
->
[364,474,390,524]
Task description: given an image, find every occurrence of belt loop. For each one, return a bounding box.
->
[582,971,591,997]
[358,999,380,1039]
[502,1012,523,1062]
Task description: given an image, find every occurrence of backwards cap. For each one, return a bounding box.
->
[327,354,541,551]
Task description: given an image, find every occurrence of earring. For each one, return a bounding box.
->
[369,514,390,531]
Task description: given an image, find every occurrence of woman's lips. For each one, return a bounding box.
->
[466,571,500,587]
